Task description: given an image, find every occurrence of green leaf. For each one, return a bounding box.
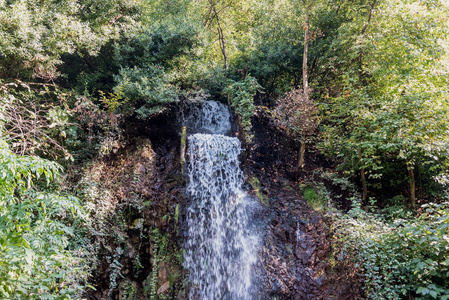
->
[417,287,430,295]
[429,290,438,298]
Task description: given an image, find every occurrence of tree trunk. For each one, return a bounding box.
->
[297,141,306,175]
[211,4,229,76]
[358,146,368,203]
[298,1,312,175]
[407,163,416,208]
[180,126,187,183]
[302,2,311,99]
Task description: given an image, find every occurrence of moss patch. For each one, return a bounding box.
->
[302,187,321,210]
[247,176,268,206]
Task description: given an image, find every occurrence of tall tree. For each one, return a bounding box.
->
[302,0,312,99]
[298,0,314,172]
[321,0,449,206]
[200,0,232,76]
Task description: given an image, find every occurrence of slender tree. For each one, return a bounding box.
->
[302,0,312,99]
[202,0,231,76]
[297,0,313,173]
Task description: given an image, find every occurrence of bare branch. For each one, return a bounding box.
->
[2,95,74,159]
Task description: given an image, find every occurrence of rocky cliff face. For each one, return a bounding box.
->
[77,107,188,299]
[243,109,362,299]
[79,102,361,299]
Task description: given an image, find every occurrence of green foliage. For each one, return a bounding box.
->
[319,0,449,203]
[303,187,318,203]
[65,21,201,119]
[144,228,166,299]
[194,65,228,99]
[299,174,333,211]
[0,140,87,299]
[114,65,178,119]
[0,0,140,81]
[334,198,449,299]
[2,0,449,296]
[98,87,126,116]
[113,22,200,71]
[231,0,303,95]
[224,76,261,144]
[107,246,124,298]
[113,22,200,118]
[122,280,138,300]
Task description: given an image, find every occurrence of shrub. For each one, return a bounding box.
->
[334,199,449,299]
[273,87,319,141]
[114,65,178,119]
[0,140,88,299]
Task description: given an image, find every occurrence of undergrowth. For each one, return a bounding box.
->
[305,171,449,299]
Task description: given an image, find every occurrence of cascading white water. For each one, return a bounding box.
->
[184,101,260,300]
[181,100,232,135]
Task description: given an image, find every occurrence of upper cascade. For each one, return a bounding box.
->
[180,100,231,135]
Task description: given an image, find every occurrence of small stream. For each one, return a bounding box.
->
[183,101,261,299]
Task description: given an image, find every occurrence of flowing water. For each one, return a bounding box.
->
[184,101,260,300]
[181,100,232,135]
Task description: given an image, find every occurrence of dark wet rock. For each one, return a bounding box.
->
[240,110,363,299]
[157,281,170,294]
[82,124,188,299]
[158,262,170,283]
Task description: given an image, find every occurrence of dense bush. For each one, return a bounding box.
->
[114,65,178,118]
[112,24,200,118]
[0,141,88,299]
[333,199,449,299]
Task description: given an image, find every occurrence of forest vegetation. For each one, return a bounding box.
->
[1,0,449,298]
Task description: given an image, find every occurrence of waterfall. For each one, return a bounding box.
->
[184,101,260,300]
[181,100,232,135]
